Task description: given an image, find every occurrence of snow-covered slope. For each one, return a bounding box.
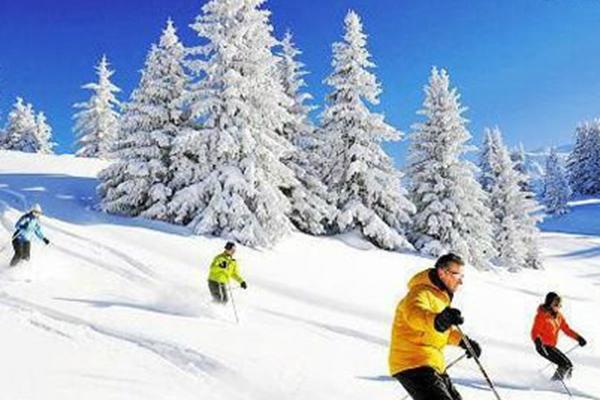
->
[0,150,598,400]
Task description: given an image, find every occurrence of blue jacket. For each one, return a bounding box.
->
[13,212,46,243]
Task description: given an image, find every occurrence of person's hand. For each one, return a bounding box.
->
[460,336,482,358]
[535,337,548,357]
[240,281,247,290]
[434,307,464,332]
[219,261,227,269]
[43,238,50,245]
[577,336,587,347]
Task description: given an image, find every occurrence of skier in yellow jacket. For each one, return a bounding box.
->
[208,241,247,304]
[389,253,481,400]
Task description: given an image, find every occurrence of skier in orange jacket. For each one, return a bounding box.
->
[531,292,587,381]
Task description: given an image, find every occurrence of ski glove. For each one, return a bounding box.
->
[434,307,464,332]
[219,261,227,269]
[240,281,247,290]
[577,336,587,347]
[460,336,482,358]
[535,337,548,356]
[43,238,50,245]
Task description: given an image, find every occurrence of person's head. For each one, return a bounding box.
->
[224,241,236,255]
[30,203,43,218]
[544,292,562,312]
[435,253,465,293]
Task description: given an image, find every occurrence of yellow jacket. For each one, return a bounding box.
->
[389,269,462,375]
[208,253,244,284]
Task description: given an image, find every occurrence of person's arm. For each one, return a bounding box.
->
[231,260,244,284]
[560,315,583,343]
[33,220,48,242]
[403,289,436,332]
[560,316,578,339]
[448,327,462,346]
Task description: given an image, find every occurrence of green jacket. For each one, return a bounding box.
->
[208,252,244,284]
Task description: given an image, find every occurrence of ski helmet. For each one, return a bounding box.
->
[544,292,561,308]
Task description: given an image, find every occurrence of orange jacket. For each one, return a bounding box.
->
[531,305,578,347]
[389,269,462,375]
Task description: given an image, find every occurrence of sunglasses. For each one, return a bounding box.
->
[444,269,464,279]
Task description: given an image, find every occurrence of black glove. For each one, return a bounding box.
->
[434,307,464,332]
[577,336,587,347]
[43,237,50,245]
[240,281,247,290]
[535,337,548,357]
[219,261,227,269]
[460,336,482,358]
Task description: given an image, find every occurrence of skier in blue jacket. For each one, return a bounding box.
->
[10,204,50,267]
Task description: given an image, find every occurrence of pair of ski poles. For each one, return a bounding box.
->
[400,325,503,400]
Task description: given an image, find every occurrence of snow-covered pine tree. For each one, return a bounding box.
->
[567,121,600,196]
[73,55,121,158]
[510,142,532,194]
[485,129,542,270]
[478,127,501,192]
[408,67,494,269]
[99,19,189,219]
[167,0,299,247]
[543,147,571,215]
[318,10,414,250]
[583,120,600,194]
[35,111,55,154]
[1,97,43,153]
[276,30,335,235]
[567,122,590,195]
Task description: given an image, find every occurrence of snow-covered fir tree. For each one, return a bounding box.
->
[276,30,335,235]
[99,19,189,219]
[510,142,532,194]
[478,127,501,192]
[73,55,121,158]
[167,0,299,247]
[318,10,414,250]
[407,67,494,269]
[1,97,53,153]
[484,129,542,270]
[543,147,571,215]
[567,121,600,196]
[35,111,55,154]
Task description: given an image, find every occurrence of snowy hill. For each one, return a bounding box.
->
[0,150,599,400]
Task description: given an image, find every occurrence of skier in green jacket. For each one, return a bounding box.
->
[207,241,247,304]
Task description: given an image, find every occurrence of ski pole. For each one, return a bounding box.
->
[399,353,468,400]
[540,344,579,373]
[456,326,503,400]
[557,375,573,398]
[227,281,239,324]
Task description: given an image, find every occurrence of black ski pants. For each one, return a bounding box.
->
[394,366,462,400]
[536,344,573,369]
[208,280,228,304]
[10,238,31,267]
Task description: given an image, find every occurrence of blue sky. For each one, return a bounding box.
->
[1,0,600,164]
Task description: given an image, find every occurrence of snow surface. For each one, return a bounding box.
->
[0,149,598,399]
